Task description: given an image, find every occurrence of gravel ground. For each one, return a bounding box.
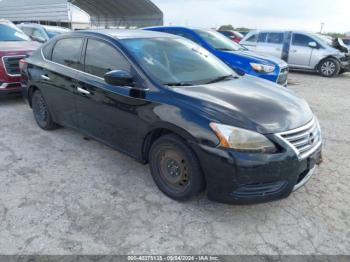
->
[0,72,349,255]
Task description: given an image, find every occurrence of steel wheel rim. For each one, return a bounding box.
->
[321,61,336,76]
[157,147,190,193]
[34,95,48,123]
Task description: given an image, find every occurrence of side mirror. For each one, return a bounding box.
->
[31,35,46,43]
[308,41,318,48]
[104,70,134,87]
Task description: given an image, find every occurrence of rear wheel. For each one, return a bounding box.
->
[32,90,59,130]
[318,58,340,77]
[149,134,205,201]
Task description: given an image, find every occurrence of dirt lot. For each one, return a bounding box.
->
[0,72,349,255]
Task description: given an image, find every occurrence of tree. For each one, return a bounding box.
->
[218,24,234,31]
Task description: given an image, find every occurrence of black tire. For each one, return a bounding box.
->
[32,90,59,130]
[149,134,205,201]
[318,58,340,77]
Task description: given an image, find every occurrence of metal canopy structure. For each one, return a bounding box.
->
[0,0,163,28]
[72,0,163,27]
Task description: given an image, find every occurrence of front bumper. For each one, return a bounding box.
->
[193,142,322,205]
[340,60,350,71]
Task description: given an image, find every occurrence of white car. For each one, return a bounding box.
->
[240,30,349,77]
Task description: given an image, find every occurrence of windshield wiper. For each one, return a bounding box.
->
[164,82,193,87]
[206,75,235,84]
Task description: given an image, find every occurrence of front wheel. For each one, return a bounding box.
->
[32,90,59,130]
[149,134,205,201]
[318,58,340,77]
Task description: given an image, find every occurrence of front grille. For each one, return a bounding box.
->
[276,118,322,160]
[232,181,287,198]
[2,56,25,76]
[277,67,289,85]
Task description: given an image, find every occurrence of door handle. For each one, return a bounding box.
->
[291,49,297,53]
[77,87,90,95]
[276,48,281,51]
[41,74,50,81]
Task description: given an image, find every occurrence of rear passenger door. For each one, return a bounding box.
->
[256,32,284,58]
[40,37,83,128]
[289,33,314,68]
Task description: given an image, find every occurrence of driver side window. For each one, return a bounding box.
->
[292,34,316,47]
[84,39,131,78]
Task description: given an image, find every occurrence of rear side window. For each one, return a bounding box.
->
[267,33,284,44]
[52,38,83,70]
[84,39,130,78]
[292,33,315,47]
[245,33,258,43]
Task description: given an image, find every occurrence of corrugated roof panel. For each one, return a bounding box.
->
[0,0,163,27]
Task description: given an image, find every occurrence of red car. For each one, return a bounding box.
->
[218,30,244,43]
[0,20,40,97]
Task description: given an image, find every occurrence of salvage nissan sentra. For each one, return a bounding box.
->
[21,30,322,204]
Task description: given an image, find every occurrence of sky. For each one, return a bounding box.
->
[71,0,350,33]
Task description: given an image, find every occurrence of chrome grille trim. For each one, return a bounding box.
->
[275,117,322,160]
[2,55,26,77]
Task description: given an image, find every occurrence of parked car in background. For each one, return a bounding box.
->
[341,38,350,49]
[0,19,40,97]
[17,23,71,43]
[145,27,289,86]
[218,30,243,43]
[238,31,250,37]
[21,30,322,204]
[240,30,350,77]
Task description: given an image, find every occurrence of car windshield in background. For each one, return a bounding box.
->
[121,37,234,86]
[0,24,30,41]
[343,39,350,45]
[195,29,245,51]
[45,28,70,39]
[313,34,333,46]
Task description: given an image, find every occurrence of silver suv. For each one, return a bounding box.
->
[240,30,349,77]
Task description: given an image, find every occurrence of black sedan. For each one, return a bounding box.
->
[21,30,322,204]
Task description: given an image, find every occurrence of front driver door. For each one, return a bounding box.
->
[288,33,314,68]
[75,38,148,157]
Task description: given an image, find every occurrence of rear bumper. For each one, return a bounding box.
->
[193,142,322,205]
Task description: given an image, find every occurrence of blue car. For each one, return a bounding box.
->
[145,27,289,86]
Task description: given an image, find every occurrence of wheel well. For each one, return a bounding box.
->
[28,85,39,107]
[316,56,340,70]
[142,128,195,163]
[142,129,173,163]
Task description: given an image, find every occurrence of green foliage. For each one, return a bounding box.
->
[218,24,251,32]
[218,24,234,31]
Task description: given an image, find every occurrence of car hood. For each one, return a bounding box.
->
[226,49,288,67]
[174,75,313,134]
[0,41,40,54]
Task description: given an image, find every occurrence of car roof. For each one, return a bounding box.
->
[79,29,177,39]
[247,29,318,34]
[145,26,213,32]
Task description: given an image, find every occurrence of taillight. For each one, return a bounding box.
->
[19,59,27,71]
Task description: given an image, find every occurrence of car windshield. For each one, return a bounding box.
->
[195,29,245,51]
[0,24,30,41]
[45,27,70,39]
[121,37,235,86]
[343,39,350,45]
[312,33,332,46]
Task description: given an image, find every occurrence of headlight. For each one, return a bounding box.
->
[210,123,277,153]
[250,63,275,73]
